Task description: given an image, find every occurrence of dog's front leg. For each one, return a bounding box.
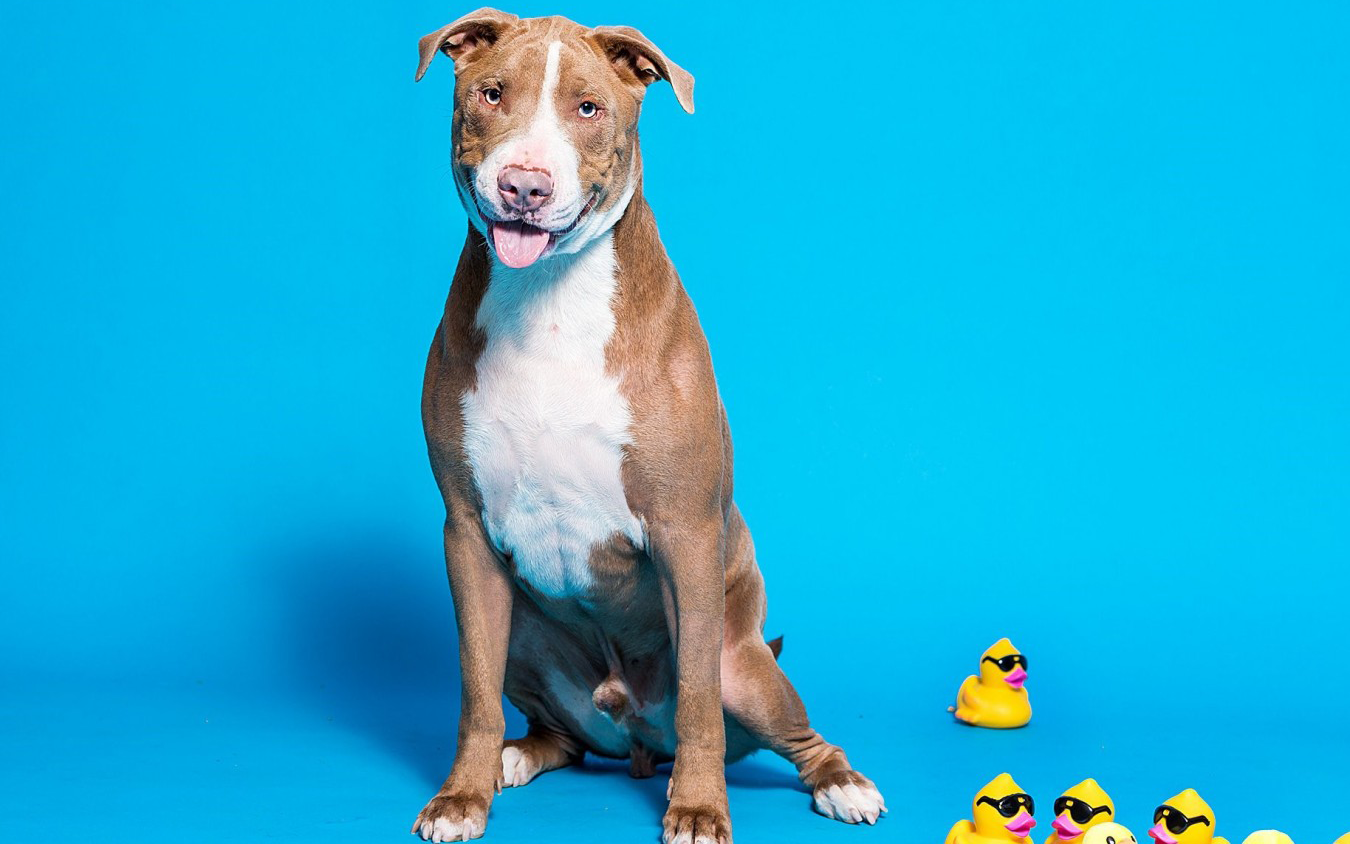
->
[653,515,732,844]
[413,511,513,843]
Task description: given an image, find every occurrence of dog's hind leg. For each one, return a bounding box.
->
[500,609,588,789]
[501,723,581,788]
[718,505,887,826]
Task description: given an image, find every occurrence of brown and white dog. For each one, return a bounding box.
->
[413,9,885,843]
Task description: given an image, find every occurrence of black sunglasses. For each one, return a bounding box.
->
[1154,806,1211,835]
[983,654,1028,672]
[1055,797,1111,825]
[979,793,1035,818]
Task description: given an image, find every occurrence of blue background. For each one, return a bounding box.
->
[3,1,1348,841]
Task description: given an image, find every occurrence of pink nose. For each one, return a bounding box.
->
[497,167,553,212]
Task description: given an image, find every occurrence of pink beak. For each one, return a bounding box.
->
[1150,824,1178,844]
[1053,815,1084,841]
[1004,666,1028,689]
[1005,811,1037,838]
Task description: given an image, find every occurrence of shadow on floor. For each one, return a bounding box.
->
[269,526,806,801]
[566,753,805,819]
[270,528,529,788]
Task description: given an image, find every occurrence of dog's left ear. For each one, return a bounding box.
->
[591,26,695,114]
[416,7,520,82]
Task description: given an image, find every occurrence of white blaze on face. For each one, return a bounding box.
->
[474,41,585,233]
[462,38,639,263]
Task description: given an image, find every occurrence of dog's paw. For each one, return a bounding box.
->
[411,792,489,842]
[500,745,540,788]
[812,770,887,825]
[662,803,731,844]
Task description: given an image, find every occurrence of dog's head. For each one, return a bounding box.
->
[417,9,693,268]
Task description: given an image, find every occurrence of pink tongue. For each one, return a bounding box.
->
[491,221,550,268]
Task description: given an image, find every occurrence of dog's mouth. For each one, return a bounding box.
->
[489,220,552,268]
[482,193,599,269]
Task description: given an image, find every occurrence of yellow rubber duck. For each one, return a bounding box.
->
[946,773,1038,844]
[951,638,1032,728]
[1045,779,1116,844]
[1333,833,1348,844]
[1084,823,1138,844]
[1240,833,1292,844]
[1148,790,1229,844]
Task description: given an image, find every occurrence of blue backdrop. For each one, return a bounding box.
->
[3,1,1347,842]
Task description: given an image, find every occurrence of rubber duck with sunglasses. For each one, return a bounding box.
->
[951,638,1032,728]
[1046,779,1116,844]
[946,773,1038,844]
[1148,790,1229,844]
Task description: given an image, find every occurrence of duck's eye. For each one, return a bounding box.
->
[578,101,599,119]
[482,87,501,106]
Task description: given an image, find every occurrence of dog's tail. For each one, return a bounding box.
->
[767,635,783,660]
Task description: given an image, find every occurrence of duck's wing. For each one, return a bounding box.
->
[945,819,975,844]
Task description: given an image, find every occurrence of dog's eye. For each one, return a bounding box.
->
[482,87,502,106]
[578,101,599,119]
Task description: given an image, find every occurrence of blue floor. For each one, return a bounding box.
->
[6,624,1347,843]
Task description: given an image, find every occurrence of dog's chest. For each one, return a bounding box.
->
[461,237,643,599]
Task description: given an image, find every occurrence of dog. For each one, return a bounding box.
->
[412,9,885,843]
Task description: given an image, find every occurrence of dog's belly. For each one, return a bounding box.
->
[540,652,678,759]
[505,597,679,759]
[504,598,763,763]
[461,235,644,600]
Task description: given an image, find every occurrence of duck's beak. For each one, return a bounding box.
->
[1005,810,1037,837]
[1004,666,1028,689]
[1052,814,1084,841]
[1149,824,1179,844]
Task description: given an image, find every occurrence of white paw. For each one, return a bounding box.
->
[661,806,731,844]
[813,778,887,825]
[664,833,718,844]
[501,746,537,788]
[414,815,484,842]
[664,832,720,844]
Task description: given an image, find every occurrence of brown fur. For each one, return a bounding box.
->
[413,10,879,843]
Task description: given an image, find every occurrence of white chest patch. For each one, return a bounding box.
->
[461,233,643,599]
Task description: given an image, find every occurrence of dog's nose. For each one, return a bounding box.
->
[497,167,553,212]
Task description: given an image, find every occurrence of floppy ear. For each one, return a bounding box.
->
[416,7,519,82]
[591,26,695,114]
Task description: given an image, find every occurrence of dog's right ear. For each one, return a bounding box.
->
[416,7,519,82]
